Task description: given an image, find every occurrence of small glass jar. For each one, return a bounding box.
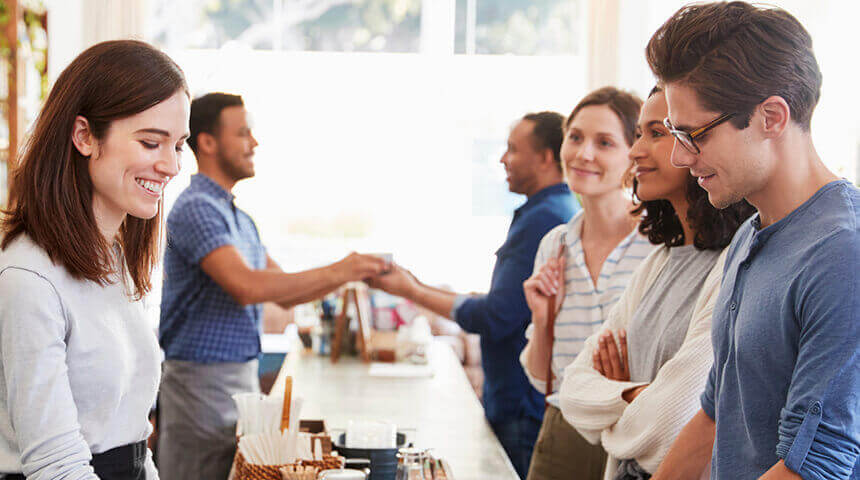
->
[396,447,431,480]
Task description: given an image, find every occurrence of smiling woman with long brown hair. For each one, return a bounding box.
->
[0,40,188,480]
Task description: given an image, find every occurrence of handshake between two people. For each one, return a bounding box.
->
[344,255,464,322]
[337,252,418,299]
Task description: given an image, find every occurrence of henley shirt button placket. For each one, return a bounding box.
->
[730,301,737,311]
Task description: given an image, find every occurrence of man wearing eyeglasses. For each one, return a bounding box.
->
[645,3,859,480]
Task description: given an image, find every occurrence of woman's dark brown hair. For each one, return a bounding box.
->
[646,1,821,131]
[566,86,643,147]
[1,39,188,299]
[632,87,756,249]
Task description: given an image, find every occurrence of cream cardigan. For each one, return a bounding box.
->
[559,245,726,479]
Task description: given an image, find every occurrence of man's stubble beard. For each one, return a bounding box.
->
[217,151,254,182]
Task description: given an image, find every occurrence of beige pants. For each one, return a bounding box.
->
[526,405,607,480]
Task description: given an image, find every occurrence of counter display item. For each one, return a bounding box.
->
[229,377,346,480]
[268,341,519,480]
[345,421,397,449]
[395,448,431,480]
[331,283,374,363]
[318,468,369,480]
[333,430,407,480]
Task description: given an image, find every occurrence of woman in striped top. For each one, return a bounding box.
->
[520,87,655,480]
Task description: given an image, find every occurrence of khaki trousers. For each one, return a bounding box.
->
[526,405,607,480]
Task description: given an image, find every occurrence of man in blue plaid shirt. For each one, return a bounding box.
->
[157,93,388,480]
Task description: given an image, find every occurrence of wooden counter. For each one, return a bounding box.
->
[270,341,519,480]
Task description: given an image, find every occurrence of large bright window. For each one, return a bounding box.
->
[149,0,422,52]
[148,0,586,294]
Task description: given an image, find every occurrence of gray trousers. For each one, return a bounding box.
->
[157,359,259,480]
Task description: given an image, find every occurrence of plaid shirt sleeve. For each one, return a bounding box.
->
[168,194,236,265]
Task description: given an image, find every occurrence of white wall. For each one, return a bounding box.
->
[44,0,82,84]
[45,0,149,85]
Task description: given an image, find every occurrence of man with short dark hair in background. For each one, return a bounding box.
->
[645,3,859,479]
[368,112,580,478]
[157,93,389,480]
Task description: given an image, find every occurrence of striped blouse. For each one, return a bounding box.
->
[520,211,655,407]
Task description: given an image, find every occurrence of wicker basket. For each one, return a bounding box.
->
[230,376,345,480]
[232,448,345,480]
[233,451,285,480]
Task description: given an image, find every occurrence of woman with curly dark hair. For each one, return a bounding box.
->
[628,91,754,252]
[554,86,755,480]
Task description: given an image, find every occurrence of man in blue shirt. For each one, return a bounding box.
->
[157,93,389,480]
[644,3,859,479]
[368,112,579,478]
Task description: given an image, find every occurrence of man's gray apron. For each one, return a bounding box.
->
[157,359,259,480]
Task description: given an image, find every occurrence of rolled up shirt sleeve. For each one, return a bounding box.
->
[450,294,469,321]
[775,230,859,480]
[700,365,717,421]
[0,268,98,480]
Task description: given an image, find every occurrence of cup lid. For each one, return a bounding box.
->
[318,468,367,480]
[397,447,428,459]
